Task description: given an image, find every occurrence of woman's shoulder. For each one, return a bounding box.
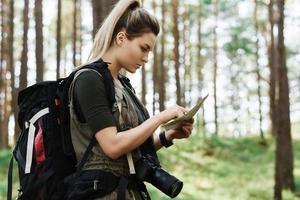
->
[75,69,104,85]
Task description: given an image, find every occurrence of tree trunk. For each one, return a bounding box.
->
[18,0,29,141]
[141,64,146,105]
[268,0,278,137]
[254,0,264,140]
[79,0,82,64]
[187,12,192,108]
[20,0,29,90]
[0,0,3,148]
[35,0,44,82]
[18,0,29,143]
[9,0,15,145]
[151,0,158,114]
[3,65,9,147]
[72,0,78,67]
[56,0,61,79]
[172,0,181,105]
[2,0,17,145]
[274,0,295,199]
[8,0,14,94]
[0,0,11,148]
[182,4,188,107]
[197,2,206,134]
[158,0,166,112]
[92,0,118,38]
[212,0,218,135]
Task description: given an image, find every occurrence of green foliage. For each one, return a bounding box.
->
[223,23,254,57]
[148,135,300,200]
[0,137,300,199]
[0,149,14,199]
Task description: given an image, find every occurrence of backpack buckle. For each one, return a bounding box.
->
[93,180,99,191]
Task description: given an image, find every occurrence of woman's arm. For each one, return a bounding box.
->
[153,131,173,151]
[95,105,187,159]
[153,120,194,151]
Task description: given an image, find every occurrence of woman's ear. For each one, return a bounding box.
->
[115,31,127,46]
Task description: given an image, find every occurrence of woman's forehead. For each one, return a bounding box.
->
[134,33,156,48]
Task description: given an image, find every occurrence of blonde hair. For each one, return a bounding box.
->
[76,0,159,69]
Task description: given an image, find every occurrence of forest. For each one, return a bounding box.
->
[0,0,299,199]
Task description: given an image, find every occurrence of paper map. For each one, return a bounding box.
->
[161,94,209,131]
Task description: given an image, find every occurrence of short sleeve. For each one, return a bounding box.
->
[73,70,116,134]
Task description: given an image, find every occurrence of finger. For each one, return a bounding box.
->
[180,122,194,127]
[177,105,189,113]
[182,127,191,135]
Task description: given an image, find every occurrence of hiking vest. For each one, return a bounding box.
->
[68,69,142,177]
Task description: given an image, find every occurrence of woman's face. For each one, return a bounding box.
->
[115,32,156,73]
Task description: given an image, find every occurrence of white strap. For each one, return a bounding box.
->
[29,107,49,124]
[127,153,136,174]
[25,107,50,174]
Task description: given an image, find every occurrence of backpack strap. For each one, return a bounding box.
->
[25,107,50,174]
[7,156,14,200]
[76,137,97,172]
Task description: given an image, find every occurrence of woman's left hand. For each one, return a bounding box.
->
[167,119,194,140]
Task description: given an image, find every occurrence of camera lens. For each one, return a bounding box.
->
[135,155,184,198]
[152,168,183,198]
[169,180,183,198]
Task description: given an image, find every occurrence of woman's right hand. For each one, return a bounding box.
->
[157,105,189,124]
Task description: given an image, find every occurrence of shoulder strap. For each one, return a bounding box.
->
[68,68,102,106]
[88,60,116,107]
[70,60,117,172]
[118,75,158,160]
[7,156,14,200]
[76,138,97,172]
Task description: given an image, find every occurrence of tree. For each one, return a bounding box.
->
[268,0,278,137]
[8,0,17,145]
[158,0,166,112]
[72,0,78,66]
[212,0,218,135]
[196,1,206,134]
[20,0,29,90]
[17,0,30,144]
[35,0,44,82]
[171,0,181,105]
[253,0,264,140]
[92,0,118,38]
[274,0,295,199]
[0,0,12,148]
[78,0,82,63]
[56,0,61,79]
[151,0,158,114]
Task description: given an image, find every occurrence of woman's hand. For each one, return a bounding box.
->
[166,118,194,140]
[157,105,188,124]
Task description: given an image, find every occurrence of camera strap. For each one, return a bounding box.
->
[127,153,136,174]
[117,176,151,200]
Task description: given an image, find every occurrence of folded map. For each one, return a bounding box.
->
[161,94,209,131]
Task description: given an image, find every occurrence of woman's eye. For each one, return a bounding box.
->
[140,46,147,52]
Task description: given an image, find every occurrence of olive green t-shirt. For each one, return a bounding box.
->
[73,70,116,134]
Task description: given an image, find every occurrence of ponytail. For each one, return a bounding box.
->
[88,0,141,63]
[76,0,159,69]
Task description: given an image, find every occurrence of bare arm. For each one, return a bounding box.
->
[153,131,173,151]
[95,105,187,159]
[153,120,194,151]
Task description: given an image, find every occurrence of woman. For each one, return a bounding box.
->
[68,0,194,199]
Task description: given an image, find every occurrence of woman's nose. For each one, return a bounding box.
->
[142,54,149,64]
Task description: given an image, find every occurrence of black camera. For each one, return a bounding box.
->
[134,155,183,198]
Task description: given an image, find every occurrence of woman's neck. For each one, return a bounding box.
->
[102,49,121,79]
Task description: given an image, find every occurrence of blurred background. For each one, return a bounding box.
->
[0,0,299,199]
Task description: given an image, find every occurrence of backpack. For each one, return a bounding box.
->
[7,60,117,200]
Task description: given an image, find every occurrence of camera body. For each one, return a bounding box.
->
[134,155,183,198]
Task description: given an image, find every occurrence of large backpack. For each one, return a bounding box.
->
[7,60,117,200]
